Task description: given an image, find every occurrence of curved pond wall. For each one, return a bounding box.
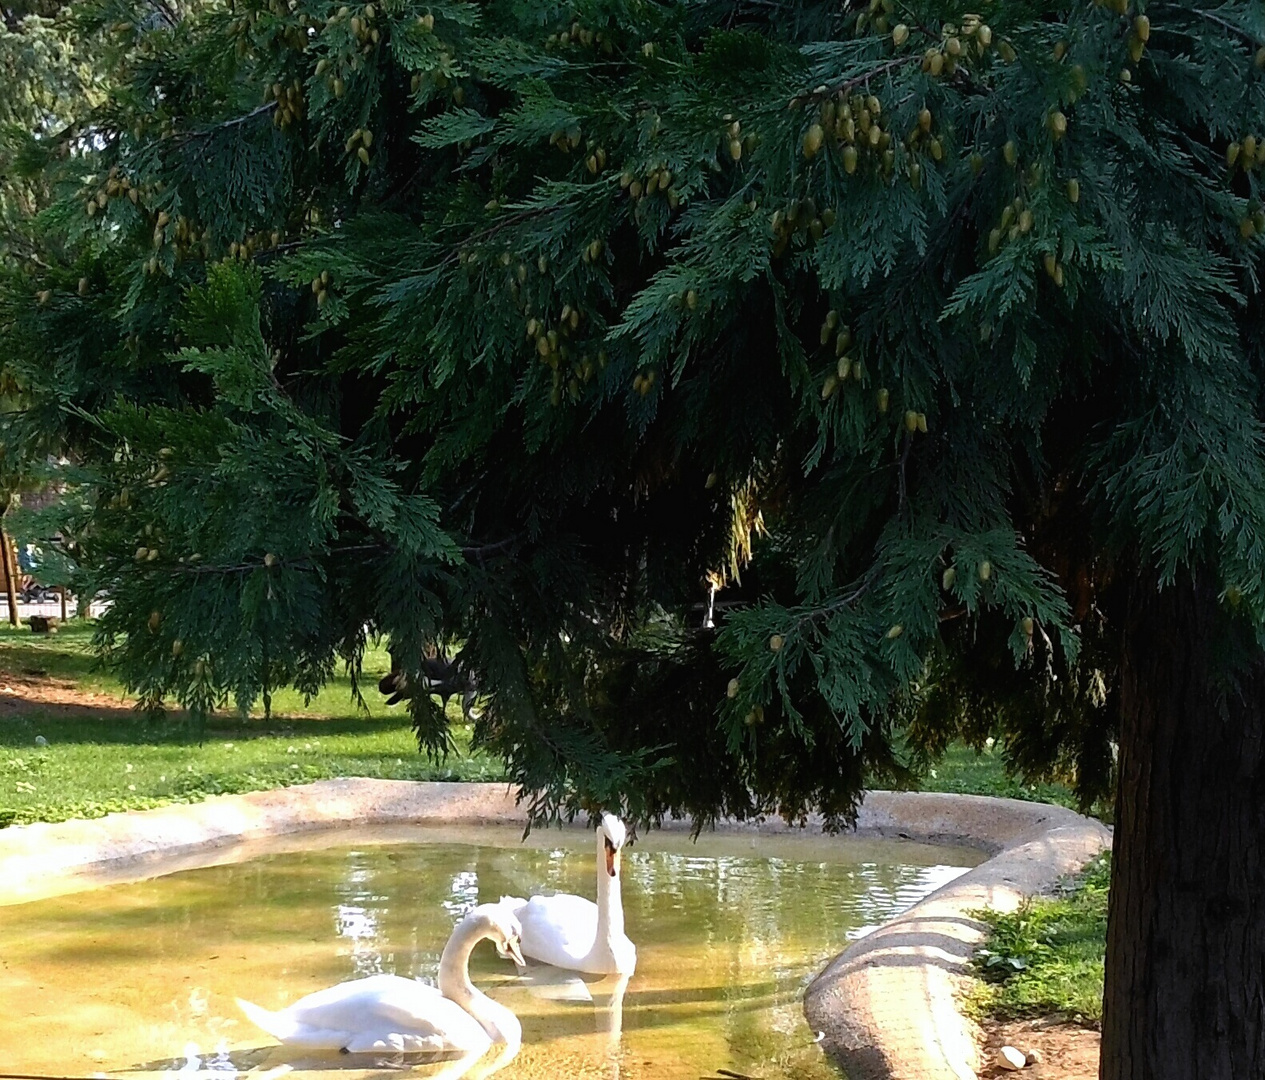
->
[0,779,1110,1079]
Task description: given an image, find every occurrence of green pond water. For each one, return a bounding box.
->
[0,823,981,1080]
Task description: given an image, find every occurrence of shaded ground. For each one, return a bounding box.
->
[978,1017,1100,1079]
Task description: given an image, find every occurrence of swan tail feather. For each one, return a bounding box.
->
[236,997,298,1043]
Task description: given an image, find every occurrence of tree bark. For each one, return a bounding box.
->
[1101,574,1265,1079]
[0,525,17,627]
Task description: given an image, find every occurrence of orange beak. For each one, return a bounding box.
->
[604,836,618,878]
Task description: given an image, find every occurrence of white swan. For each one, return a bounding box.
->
[236,903,524,1055]
[500,812,636,976]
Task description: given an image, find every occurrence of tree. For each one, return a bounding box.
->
[2,0,1263,1074]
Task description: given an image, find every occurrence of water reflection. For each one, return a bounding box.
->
[0,827,977,1080]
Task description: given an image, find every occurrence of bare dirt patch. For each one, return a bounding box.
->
[977,1017,1100,1079]
[0,669,132,715]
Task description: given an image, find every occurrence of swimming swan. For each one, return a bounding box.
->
[236,903,524,1055]
[500,812,636,976]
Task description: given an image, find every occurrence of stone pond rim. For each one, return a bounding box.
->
[0,778,1110,1079]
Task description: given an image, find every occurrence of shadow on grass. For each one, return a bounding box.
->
[0,696,421,747]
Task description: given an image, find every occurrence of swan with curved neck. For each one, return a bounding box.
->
[237,903,524,1055]
[500,813,636,976]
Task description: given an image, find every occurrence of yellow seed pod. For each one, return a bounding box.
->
[916,412,927,433]
[842,146,858,174]
[803,124,824,158]
[977,24,992,48]
[929,51,944,76]
[886,624,903,639]
[1048,111,1067,139]
[148,610,162,631]
[978,560,992,581]
[837,356,852,381]
[821,374,839,399]
[358,146,370,165]
[1067,178,1080,203]
[135,546,149,562]
[726,677,740,699]
[988,228,1002,254]
[1133,15,1150,43]
[946,36,961,56]
[1022,616,1035,636]
[892,23,908,45]
[769,634,784,652]
[904,409,919,433]
[705,471,718,489]
[918,107,932,134]
[686,289,698,310]
[942,566,956,590]
[835,328,852,356]
[1044,253,1058,278]
[1003,140,1017,165]
[877,387,889,413]
[172,639,184,657]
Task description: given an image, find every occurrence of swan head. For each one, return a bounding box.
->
[599,812,627,878]
[474,902,526,967]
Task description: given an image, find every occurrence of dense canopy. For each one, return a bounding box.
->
[4,0,1264,828]
[6,1,1265,1074]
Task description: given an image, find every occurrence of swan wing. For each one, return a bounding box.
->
[239,975,489,1053]
[515,893,599,967]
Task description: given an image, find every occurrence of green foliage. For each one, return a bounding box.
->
[969,852,1111,1025]
[2,0,1264,828]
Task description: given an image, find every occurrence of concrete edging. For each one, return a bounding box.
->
[0,779,1110,1079]
[804,792,1112,1080]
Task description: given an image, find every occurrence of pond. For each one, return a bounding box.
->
[0,822,981,1080]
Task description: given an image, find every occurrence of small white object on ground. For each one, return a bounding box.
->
[997,1045,1028,1070]
[1025,1048,1043,1065]
[34,735,46,746]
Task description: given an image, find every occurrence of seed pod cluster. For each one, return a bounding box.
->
[621,163,681,211]
[903,409,928,433]
[1227,134,1265,175]
[268,77,305,129]
[544,19,615,55]
[800,89,895,180]
[769,196,836,258]
[986,194,1036,256]
[632,368,657,396]
[918,14,995,76]
[83,165,146,218]
[1238,206,1265,240]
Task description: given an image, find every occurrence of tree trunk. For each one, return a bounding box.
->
[0,525,17,627]
[1101,574,1265,1079]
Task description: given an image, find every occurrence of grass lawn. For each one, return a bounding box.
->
[967,852,1110,1026]
[0,622,503,827]
[0,620,1095,828]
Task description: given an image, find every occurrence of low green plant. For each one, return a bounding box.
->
[967,853,1111,1026]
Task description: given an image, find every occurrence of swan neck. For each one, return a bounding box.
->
[595,829,625,944]
[438,916,522,1047]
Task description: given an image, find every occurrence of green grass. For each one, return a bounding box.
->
[0,622,504,827]
[902,740,1095,814]
[966,852,1110,1026]
[0,621,1098,829]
